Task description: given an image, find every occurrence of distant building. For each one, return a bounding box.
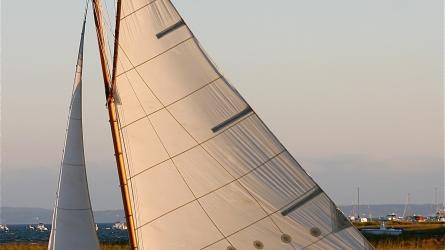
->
[359,218,368,223]
[436,210,445,222]
[386,213,398,221]
[406,215,426,222]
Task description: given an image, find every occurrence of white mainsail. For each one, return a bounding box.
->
[109,0,374,249]
[48,15,100,250]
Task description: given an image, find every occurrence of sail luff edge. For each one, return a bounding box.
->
[91,0,138,249]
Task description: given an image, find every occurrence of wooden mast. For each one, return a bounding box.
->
[91,0,138,249]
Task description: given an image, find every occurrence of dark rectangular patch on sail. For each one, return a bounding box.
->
[281,186,323,216]
[156,20,185,39]
[212,107,253,133]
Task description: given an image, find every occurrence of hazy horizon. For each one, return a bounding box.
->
[1,0,444,211]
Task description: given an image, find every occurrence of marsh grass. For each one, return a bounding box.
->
[0,243,130,250]
[1,237,444,250]
[368,236,445,250]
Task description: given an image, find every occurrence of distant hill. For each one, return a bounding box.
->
[1,204,440,224]
[0,207,124,224]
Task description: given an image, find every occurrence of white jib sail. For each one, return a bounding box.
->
[113,1,374,249]
[48,15,100,250]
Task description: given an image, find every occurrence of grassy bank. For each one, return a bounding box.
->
[368,236,445,249]
[0,236,445,250]
[1,238,445,250]
[0,243,129,250]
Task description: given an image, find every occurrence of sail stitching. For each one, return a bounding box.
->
[122,74,229,242]
[120,0,159,20]
[119,76,222,130]
[115,36,193,78]
[127,112,255,179]
[116,10,291,245]
[115,9,286,250]
[134,6,293,242]
[113,4,349,248]
[136,4,296,244]
[201,191,327,250]
[110,1,372,248]
[134,150,286,230]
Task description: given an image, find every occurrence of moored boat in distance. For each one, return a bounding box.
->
[26,223,48,232]
[36,223,49,232]
[0,224,9,232]
[112,222,127,230]
[361,221,403,236]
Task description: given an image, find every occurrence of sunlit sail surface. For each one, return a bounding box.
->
[102,1,376,249]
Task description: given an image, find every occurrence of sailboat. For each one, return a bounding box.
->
[48,9,100,250]
[50,0,375,249]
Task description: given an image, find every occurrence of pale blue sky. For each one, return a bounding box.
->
[1,0,443,210]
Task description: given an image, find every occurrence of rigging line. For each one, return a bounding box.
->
[120,62,228,242]
[133,4,287,240]
[107,4,297,247]
[83,0,91,18]
[112,33,230,244]
[107,7,291,249]
[114,100,143,249]
[115,31,282,240]
[102,0,116,65]
[155,9,290,240]
[92,0,112,82]
[96,2,235,199]
[156,9,297,240]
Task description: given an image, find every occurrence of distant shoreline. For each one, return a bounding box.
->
[2,204,442,224]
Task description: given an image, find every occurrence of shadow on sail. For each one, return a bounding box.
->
[86,0,377,249]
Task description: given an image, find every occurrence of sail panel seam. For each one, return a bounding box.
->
[301,231,333,250]
[200,190,328,250]
[119,76,222,130]
[125,79,229,240]
[120,0,159,20]
[116,36,193,78]
[133,150,286,230]
[128,112,256,179]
